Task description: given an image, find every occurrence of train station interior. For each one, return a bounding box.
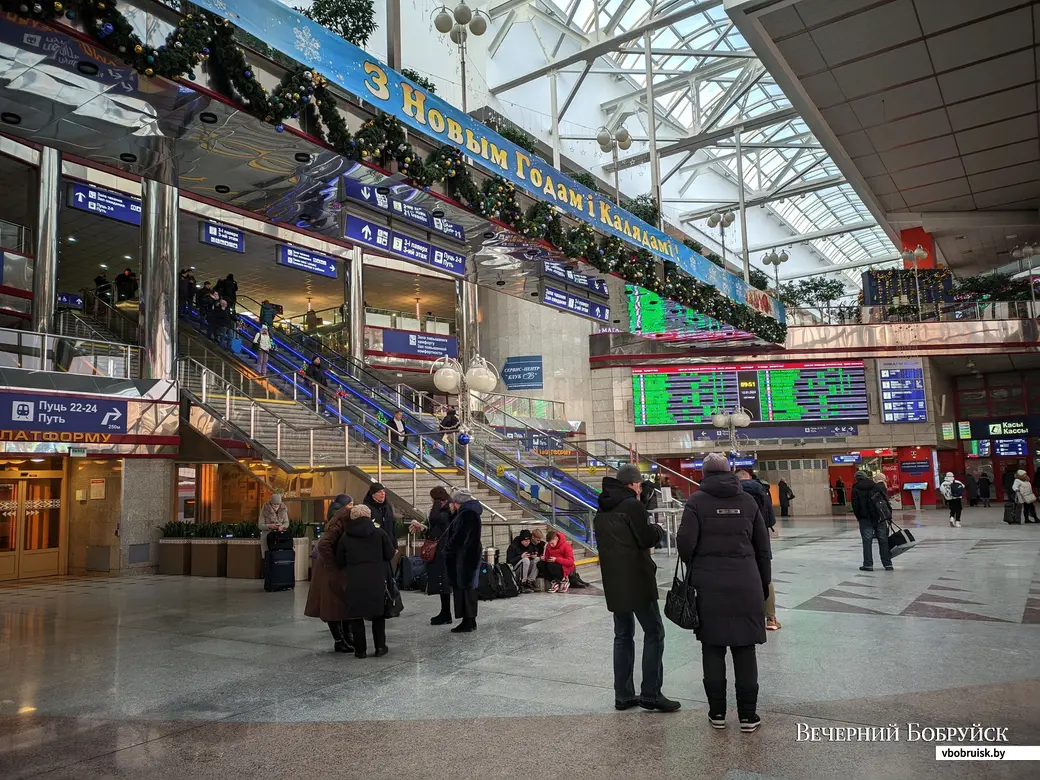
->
[0,0,1037,778]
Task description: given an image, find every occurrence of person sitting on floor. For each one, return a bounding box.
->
[506,529,541,592]
[537,530,575,593]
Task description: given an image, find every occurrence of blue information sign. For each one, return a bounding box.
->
[345,216,466,276]
[542,261,609,298]
[501,356,544,391]
[831,454,862,464]
[57,292,83,308]
[687,457,757,470]
[542,286,611,323]
[379,328,457,359]
[900,460,931,473]
[343,179,465,241]
[0,392,127,434]
[276,245,338,279]
[878,358,928,423]
[66,183,141,226]
[695,423,859,440]
[199,222,246,253]
[994,438,1028,457]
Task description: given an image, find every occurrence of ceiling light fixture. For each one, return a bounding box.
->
[67,236,77,243]
[294,152,311,163]
[375,186,391,195]
[200,112,218,124]
[123,255,132,260]
[432,209,445,218]
[99,263,108,269]
[1,112,21,125]
[119,152,137,163]
[214,185,231,194]
[76,61,99,76]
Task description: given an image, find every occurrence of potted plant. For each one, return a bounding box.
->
[288,521,312,582]
[226,522,263,579]
[157,521,194,575]
[190,522,231,577]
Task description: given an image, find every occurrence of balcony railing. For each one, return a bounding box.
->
[787,300,1040,326]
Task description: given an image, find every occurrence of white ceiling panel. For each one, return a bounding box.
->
[865,174,899,195]
[878,135,960,171]
[945,84,1036,132]
[925,7,1035,72]
[937,49,1037,104]
[961,141,1040,176]
[973,181,1040,209]
[968,161,1040,195]
[955,115,1039,155]
[889,158,967,190]
[914,0,1033,36]
[863,108,952,152]
[831,43,934,100]
[878,191,909,211]
[900,178,973,207]
[819,103,862,135]
[848,78,944,128]
[853,153,889,178]
[801,71,847,108]
[914,194,978,212]
[760,4,807,38]
[795,0,890,28]
[809,0,922,67]
[836,130,877,157]
[776,34,828,77]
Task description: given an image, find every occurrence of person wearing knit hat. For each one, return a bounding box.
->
[338,501,394,659]
[506,528,541,593]
[443,488,483,632]
[677,450,771,733]
[364,482,397,545]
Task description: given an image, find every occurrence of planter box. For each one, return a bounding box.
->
[158,539,191,575]
[190,539,228,577]
[293,537,312,582]
[226,539,263,579]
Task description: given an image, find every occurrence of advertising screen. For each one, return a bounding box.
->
[632,361,869,429]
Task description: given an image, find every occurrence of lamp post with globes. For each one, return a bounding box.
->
[711,407,752,456]
[596,127,632,205]
[431,353,499,489]
[433,4,489,113]
[762,247,789,298]
[899,244,928,322]
[1012,243,1037,312]
[706,210,735,267]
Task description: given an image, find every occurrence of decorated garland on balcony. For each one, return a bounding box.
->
[0,0,787,343]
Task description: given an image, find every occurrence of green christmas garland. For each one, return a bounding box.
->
[0,0,786,343]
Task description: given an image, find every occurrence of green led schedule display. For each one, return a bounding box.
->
[632,361,869,429]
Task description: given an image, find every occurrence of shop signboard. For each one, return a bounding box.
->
[501,356,543,391]
[968,417,1040,440]
[191,0,785,324]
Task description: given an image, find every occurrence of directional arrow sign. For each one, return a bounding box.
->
[0,392,128,434]
[360,186,371,199]
[101,408,123,427]
[361,225,372,240]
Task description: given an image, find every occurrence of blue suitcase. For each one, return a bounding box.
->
[264,549,295,592]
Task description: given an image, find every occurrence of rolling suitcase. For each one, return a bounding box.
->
[264,548,295,591]
[1003,501,1021,525]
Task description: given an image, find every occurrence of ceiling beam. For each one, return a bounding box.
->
[489,0,536,20]
[778,254,902,280]
[600,58,746,112]
[639,48,759,58]
[747,220,878,253]
[885,211,1040,230]
[557,60,593,120]
[678,173,846,221]
[491,0,723,94]
[605,106,800,171]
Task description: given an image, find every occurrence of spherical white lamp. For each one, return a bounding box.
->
[449,25,467,44]
[731,410,752,428]
[711,412,730,429]
[707,213,721,228]
[722,211,735,227]
[433,365,461,394]
[1024,244,1036,259]
[453,2,473,25]
[778,249,789,263]
[617,134,632,151]
[434,7,454,33]
[469,13,487,36]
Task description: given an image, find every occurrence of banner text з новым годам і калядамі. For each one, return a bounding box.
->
[189,0,785,325]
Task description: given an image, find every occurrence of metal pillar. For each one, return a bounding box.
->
[644,31,661,228]
[141,179,179,380]
[734,130,751,283]
[31,147,61,333]
[347,247,365,364]
[386,0,402,70]
[612,147,621,206]
[549,70,561,169]
[459,38,468,114]
[456,279,478,365]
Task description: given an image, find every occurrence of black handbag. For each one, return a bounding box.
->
[384,572,404,618]
[887,520,917,558]
[664,558,698,630]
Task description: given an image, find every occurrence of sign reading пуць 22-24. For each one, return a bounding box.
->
[190,0,784,325]
[0,392,128,435]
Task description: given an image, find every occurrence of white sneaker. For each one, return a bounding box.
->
[955,521,961,527]
[949,516,955,527]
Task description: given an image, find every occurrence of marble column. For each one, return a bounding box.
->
[31,146,61,333]
[119,458,175,574]
[141,179,179,380]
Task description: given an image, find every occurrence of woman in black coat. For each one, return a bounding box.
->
[442,488,483,634]
[677,453,771,732]
[338,504,395,659]
[409,486,454,624]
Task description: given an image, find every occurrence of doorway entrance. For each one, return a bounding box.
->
[0,463,64,581]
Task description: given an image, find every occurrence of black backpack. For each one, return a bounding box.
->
[870,490,893,523]
[477,561,503,600]
[495,563,520,597]
[397,555,427,591]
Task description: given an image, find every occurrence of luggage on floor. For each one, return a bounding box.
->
[264,549,295,592]
[397,555,427,591]
[266,530,293,551]
[478,560,503,600]
[887,521,917,558]
[495,563,520,598]
[1004,501,1021,525]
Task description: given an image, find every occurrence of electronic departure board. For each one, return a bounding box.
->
[626,285,754,342]
[632,361,869,429]
[877,358,928,423]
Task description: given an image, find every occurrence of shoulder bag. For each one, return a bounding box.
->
[664,558,699,630]
[420,510,459,562]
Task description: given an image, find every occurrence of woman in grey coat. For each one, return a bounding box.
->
[677,453,771,733]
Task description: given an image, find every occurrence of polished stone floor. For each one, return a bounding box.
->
[1,508,1038,779]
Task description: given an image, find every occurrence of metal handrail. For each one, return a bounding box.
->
[0,323,140,380]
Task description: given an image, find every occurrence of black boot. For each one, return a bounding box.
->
[431,593,453,625]
[327,621,353,653]
[736,684,760,732]
[703,678,727,729]
[451,617,477,633]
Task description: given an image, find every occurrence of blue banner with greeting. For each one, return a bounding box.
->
[190,0,783,325]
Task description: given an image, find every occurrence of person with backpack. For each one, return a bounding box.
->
[305,494,354,653]
[939,472,966,527]
[778,479,794,517]
[443,488,483,633]
[851,470,893,571]
[737,470,780,631]
[594,464,680,713]
[1012,470,1039,523]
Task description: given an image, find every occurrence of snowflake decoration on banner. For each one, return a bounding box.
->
[293,26,321,62]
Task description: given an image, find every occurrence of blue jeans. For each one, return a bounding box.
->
[859,519,892,568]
[613,601,665,701]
